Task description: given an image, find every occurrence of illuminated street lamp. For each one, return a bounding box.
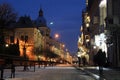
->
[63,44,65,47]
[54,33,59,39]
[5,44,9,47]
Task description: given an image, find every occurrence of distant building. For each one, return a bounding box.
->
[3,8,70,61]
[79,0,120,67]
[4,15,44,60]
[78,0,106,65]
[35,8,51,60]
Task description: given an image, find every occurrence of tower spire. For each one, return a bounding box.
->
[36,7,47,27]
[39,6,43,16]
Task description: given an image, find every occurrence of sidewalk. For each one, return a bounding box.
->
[78,66,120,80]
[2,64,73,80]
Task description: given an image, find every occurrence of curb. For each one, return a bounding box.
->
[75,66,106,80]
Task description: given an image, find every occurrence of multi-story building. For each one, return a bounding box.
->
[3,8,71,62]
[15,27,44,60]
[79,0,108,65]
[106,0,120,67]
[79,0,120,67]
[78,0,100,65]
[78,14,90,65]
[4,16,44,60]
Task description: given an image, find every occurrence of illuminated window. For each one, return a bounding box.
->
[25,36,28,43]
[87,27,90,32]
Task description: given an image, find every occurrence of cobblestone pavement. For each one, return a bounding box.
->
[3,64,96,80]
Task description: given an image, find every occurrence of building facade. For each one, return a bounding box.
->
[3,8,72,62]
[106,0,120,67]
[78,0,100,65]
[79,0,120,67]
[4,26,44,60]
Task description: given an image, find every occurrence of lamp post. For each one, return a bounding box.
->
[23,45,26,59]
[23,43,27,71]
[38,56,41,68]
[77,53,81,67]
[22,36,28,71]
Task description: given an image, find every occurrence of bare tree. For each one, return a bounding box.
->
[0,3,17,28]
[0,3,17,45]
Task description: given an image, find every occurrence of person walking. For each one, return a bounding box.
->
[95,49,106,76]
[82,56,86,66]
[0,64,4,80]
[11,64,15,78]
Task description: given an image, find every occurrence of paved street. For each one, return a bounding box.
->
[3,64,95,80]
[79,66,120,80]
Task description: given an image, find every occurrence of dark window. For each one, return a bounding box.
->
[46,33,49,36]
[41,31,44,35]
[20,35,28,42]
[21,36,24,41]
[10,36,14,43]
[0,36,4,44]
[87,27,90,32]
[25,36,28,43]
[108,18,113,24]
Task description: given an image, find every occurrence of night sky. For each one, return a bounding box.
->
[0,0,86,55]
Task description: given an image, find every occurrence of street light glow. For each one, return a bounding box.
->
[5,44,9,47]
[62,44,65,48]
[54,33,59,39]
[50,22,54,25]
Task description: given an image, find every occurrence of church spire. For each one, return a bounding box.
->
[39,8,43,16]
[36,8,47,27]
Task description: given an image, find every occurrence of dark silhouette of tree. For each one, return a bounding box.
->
[0,3,17,28]
[0,3,19,56]
[16,15,33,27]
[0,3,17,45]
[43,49,60,58]
[46,50,60,58]
[4,44,20,56]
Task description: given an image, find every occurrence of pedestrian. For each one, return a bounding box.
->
[95,49,106,76]
[0,65,4,80]
[82,56,86,66]
[11,64,15,78]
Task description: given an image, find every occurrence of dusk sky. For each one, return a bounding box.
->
[0,0,86,55]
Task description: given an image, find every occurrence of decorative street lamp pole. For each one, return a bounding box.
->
[23,36,28,71]
[23,44,26,59]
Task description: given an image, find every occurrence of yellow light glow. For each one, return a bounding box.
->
[86,39,90,42]
[87,16,90,22]
[54,33,59,39]
[62,44,65,48]
[99,0,106,7]
[86,23,89,27]
[93,46,96,49]
[80,26,83,31]
[5,44,9,47]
